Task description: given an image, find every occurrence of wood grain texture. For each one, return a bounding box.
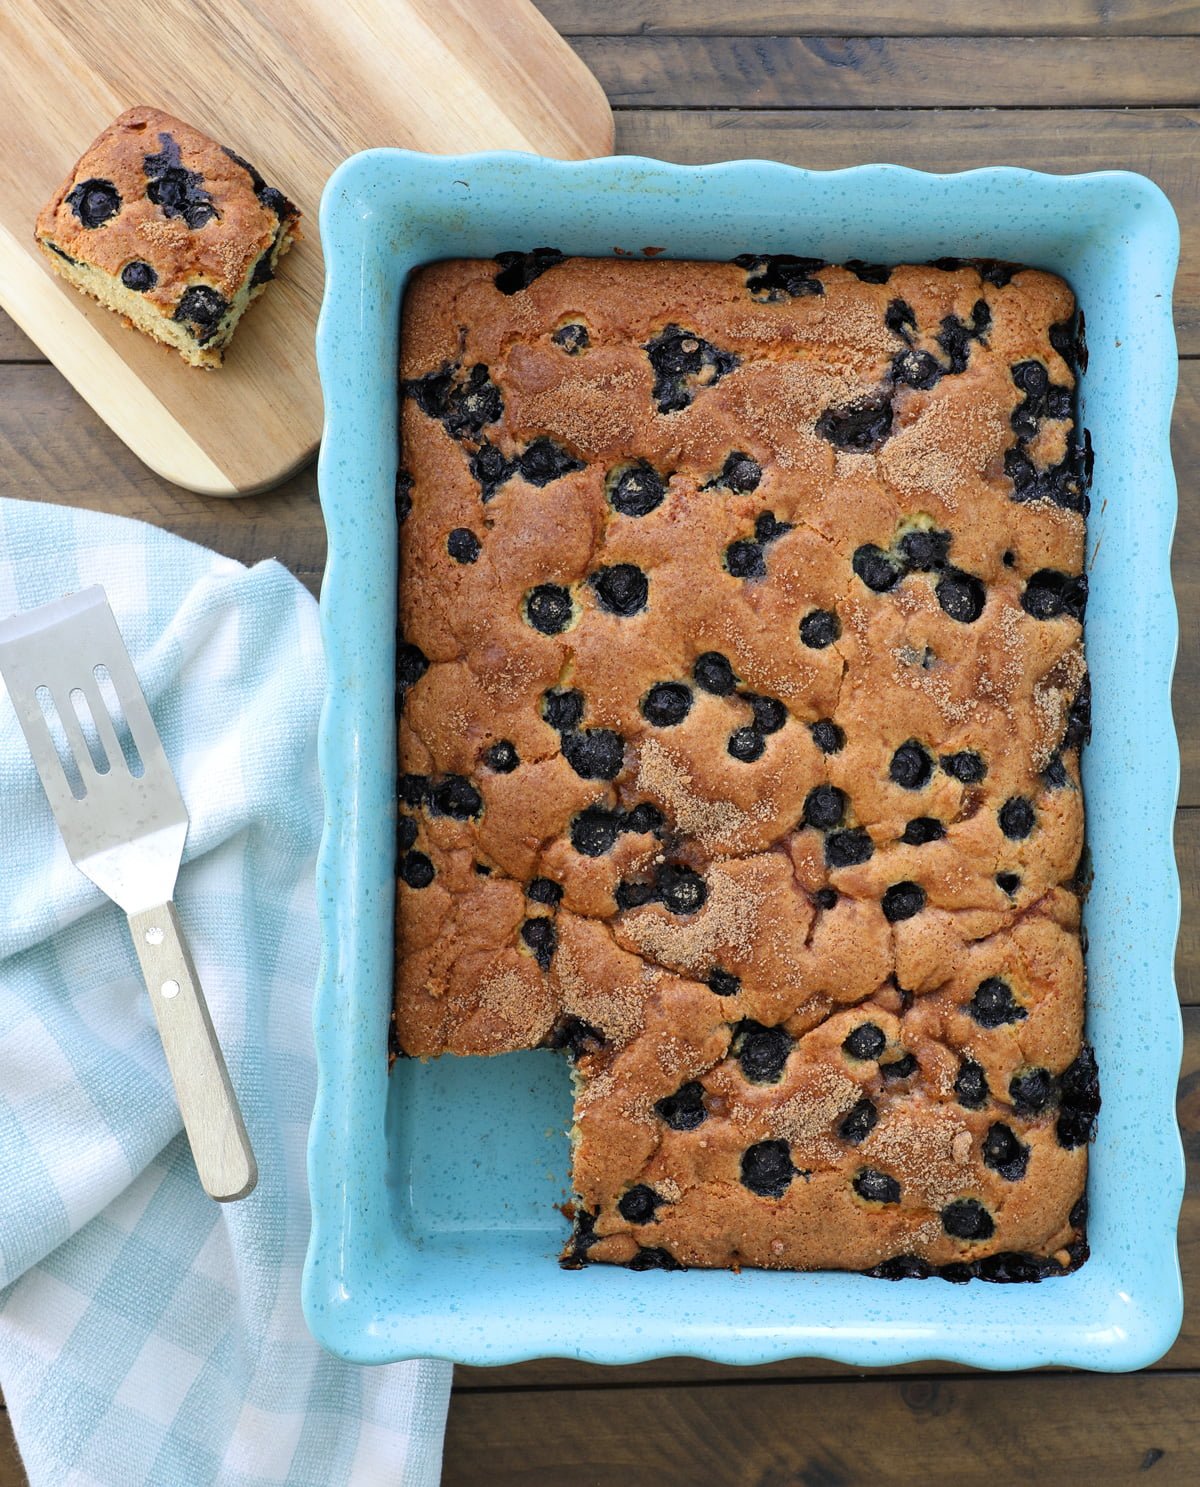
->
[443,1372,1198,1485]
[0,1408,23,1487]
[578,35,1200,107]
[613,109,1200,353]
[536,0,1200,35]
[0,0,613,496]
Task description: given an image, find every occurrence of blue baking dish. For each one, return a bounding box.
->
[305,149,1183,1369]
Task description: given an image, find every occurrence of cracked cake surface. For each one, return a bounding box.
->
[392,252,1096,1277]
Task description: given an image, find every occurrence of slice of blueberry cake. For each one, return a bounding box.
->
[35,106,300,368]
[393,253,1097,1279]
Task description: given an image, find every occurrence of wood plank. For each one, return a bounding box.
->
[0,365,324,593]
[464,1005,1196,1391]
[612,110,1200,355]
[0,310,42,362]
[537,0,1200,35]
[444,1372,1199,1484]
[0,1407,23,1487]
[578,36,1200,108]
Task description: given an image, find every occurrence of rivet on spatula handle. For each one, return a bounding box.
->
[129,902,257,1202]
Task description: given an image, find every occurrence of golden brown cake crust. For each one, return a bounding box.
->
[394,253,1094,1276]
[34,106,299,366]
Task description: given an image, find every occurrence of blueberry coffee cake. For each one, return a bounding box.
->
[35,106,299,368]
[393,251,1098,1279]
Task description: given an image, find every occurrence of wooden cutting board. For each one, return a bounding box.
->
[0,1,613,496]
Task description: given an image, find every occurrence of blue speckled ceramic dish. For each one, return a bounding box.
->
[305,149,1183,1370]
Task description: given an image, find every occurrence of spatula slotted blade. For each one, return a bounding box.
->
[0,585,257,1202]
[0,586,186,914]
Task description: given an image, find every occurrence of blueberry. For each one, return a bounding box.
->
[221,147,294,219]
[397,815,418,853]
[899,529,951,572]
[542,689,585,731]
[803,784,846,831]
[525,584,574,634]
[941,1199,995,1241]
[470,442,516,501]
[655,1080,707,1130]
[1041,754,1069,790]
[447,528,481,563]
[396,642,429,705]
[937,301,990,373]
[561,728,625,781]
[485,740,519,773]
[996,871,1021,895]
[641,682,692,727]
[733,1020,793,1082]
[518,439,584,487]
[1056,1044,1100,1148]
[173,286,228,340]
[843,1022,886,1060]
[746,695,786,734]
[615,879,658,910]
[817,396,894,452]
[814,887,838,910]
[249,250,275,288]
[734,253,825,300]
[400,851,435,888]
[628,1246,684,1271]
[892,347,943,390]
[704,450,762,493]
[590,564,648,616]
[839,1097,878,1144]
[880,1052,918,1079]
[475,862,492,875]
[728,726,765,762]
[644,324,738,413]
[493,246,565,293]
[406,363,503,439]
[65,178,121,228]
[398,773,429,806]
[853,544,902,593]
[552,322,589,353]
[845,260,892,284]
[708,968,741,996]
[618,1185,665,1223]
[740,1140,796,1197]
[825,828,874,869]
[854,1169,901,1204]
[869,1255,931,1280]
[941,750,986,784]
[902,816,945,846]
[998,797,1036,840]
[1010,1067,1055,1115]
[527,877,563,906]
[430,775,482,819]
[882,882,925,922]
[981,261,1017,287]
[693,652,737,695]
[1063,675,1092,751]
[1021,569,1088,621]
[520,916,557,970]
[610,462,667,516]
[547,1015,604,1060]
[726,540,765,579]
[658,865,707,915]
[1005,445,1091,514]
[936,569,986,623]
[890,741,933,790]
[967,977,1026,1028]
[44,243,78,265]
[982,1123,1030,1181]
[144,136,217,229]
[885,299,918,339]
[624,803,664,835]
[800,609,840,649]
[955,1060,990,1109]
[120,260,157,292]
[810,719,845,755]
[570,806,622,856]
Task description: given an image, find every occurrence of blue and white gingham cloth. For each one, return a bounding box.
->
[0,499,451,1486]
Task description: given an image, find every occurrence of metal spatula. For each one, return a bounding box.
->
[0,585,257,1201]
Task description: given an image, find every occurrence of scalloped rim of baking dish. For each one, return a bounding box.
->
[305,149,1182,1370]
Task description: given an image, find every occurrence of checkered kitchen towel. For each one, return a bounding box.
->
[0,499,451,1485]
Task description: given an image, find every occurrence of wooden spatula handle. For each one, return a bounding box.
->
[128,902,258,1202]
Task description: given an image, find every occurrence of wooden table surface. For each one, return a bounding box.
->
[2,3,1198,1482]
